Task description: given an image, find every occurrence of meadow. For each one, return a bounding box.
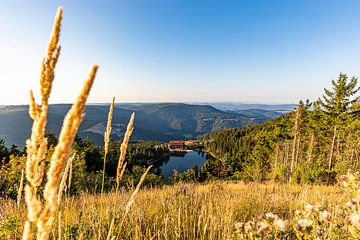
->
[1,180,355,239]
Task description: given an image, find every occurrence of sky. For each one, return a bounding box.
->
[1,1,360,105]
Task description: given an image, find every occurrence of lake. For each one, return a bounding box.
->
[161,151,208,179]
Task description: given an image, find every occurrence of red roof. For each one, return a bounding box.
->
[169,140,184,144]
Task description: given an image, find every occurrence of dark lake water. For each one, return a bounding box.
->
[161,151,208,179]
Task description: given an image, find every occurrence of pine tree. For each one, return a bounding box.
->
[320,73,359,183]
[321,73,359,116]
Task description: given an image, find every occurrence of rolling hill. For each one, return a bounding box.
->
[0,103,284,147]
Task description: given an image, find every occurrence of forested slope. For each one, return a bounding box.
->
[202,74,360,184]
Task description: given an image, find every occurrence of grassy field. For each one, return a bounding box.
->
[1,181,350,239]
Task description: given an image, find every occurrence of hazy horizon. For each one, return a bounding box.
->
[0,100,296,106]
[1,1,360,104]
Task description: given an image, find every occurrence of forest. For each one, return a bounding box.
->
[202,73,360,184]
[0,137,167,199]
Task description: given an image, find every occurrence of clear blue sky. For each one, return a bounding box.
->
[1,0,360,104]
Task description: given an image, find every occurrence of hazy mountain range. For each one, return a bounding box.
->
[194,102,296,112]
[0,103,292,147]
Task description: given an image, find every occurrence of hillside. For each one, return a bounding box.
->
[0,103,281,147]
[0,180,353,239]
[201,100,360,184]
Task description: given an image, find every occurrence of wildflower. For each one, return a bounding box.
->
[244,221,254,233]
[258,213,266,220]
[294,210,303,216]
[274,217,288,231]
[265,212,277,220]
[234,222,244,231]
[304,203,315,214]
[319,210,331,223]
[344,216,351,225]
[339,175,348,181]
[346,199,357,211]
[350,214,360,230]
[257,221,271,234]
[296,219,313,231]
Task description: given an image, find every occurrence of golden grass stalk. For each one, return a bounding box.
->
[116,165,152,237]
[125,166,152,215]
[36,65,98,240]
[106,218,115,240]
[57,211,62,240]
[22,221,31,240]
[116,113,135,189]
[23,8,62,237]
[118,162,127,185]
[26,6,62,188]
[68,155,73,192]
[101,97,115,194]
[104,97,115,156]
[17,169,24,208]
[57,154,74,205]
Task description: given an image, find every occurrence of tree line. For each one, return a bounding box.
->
[201,73,360,184]
[0,136,167,199]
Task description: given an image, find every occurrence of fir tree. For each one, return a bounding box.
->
[321,73,360,116]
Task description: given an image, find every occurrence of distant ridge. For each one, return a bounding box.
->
[190,102,296,112]
[0,103,289,147]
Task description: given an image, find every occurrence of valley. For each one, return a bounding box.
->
[0,103,285,147]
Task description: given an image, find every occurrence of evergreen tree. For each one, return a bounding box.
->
[0,139,9,161]
[321,73,359,116]
[9,144,20,156]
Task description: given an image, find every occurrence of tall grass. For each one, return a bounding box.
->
[116,112,135,192]
[2,181,354,239]
[24,8,63,239]
[16,169,24,209]
[20,7,149,240]
[57,155,74,205]
[102,97,115,195]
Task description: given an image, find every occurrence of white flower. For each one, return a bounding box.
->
[234,222,244,230]
[294,210,303,216]
[265,212,277,220]
[346,199,357,211]
[297,219,313,231]
[257,221,271,234]
[350,214,360,230]
[274,217,288,231]
[244,221,253,233]
[304,203,314,213]
[319,210,331,222]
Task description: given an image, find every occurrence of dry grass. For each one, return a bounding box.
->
[102,97,115,194]
[19,7,150,239]
[24,8,63,237]
[16,169,24,209]
[57,155,74,205]
[116,112,135,189]
[21,6,99,239]
[1,181,345,239]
